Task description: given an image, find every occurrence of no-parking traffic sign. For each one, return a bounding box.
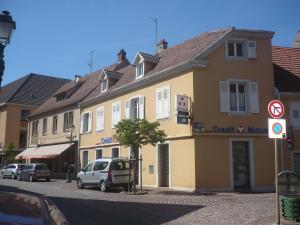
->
[268,118,286,139]
[268,100,285,119]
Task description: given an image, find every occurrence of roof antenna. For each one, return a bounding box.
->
[151,17,158,54]
[88,50,95,73]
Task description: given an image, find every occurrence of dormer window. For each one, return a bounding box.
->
[136,63,144,79]
[101,78,108,93]
[56,94,65,102]
[227,41,246,58]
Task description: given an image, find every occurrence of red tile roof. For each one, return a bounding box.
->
[272,46,300,92]
[272,46,300,78]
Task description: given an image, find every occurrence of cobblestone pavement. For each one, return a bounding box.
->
[0,178,299,225]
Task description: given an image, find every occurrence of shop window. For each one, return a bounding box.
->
[96,149,103,159]
[82,151,89,168]
[112,147,119,158]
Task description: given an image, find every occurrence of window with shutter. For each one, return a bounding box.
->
[112,101,121,127]
[156,85,170,119]
[96,106,104,131]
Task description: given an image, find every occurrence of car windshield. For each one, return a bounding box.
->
[110,161,130,170]
[35,164,48,170]
[18,164,25,169]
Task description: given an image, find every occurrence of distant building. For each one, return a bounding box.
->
[0,73,69,165]
[273,45,300,174]
[20,49,130,178]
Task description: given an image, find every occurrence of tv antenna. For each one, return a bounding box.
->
[88,50,95,73]
[151,17,158,54]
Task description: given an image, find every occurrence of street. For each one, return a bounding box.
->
[0,179,296,225]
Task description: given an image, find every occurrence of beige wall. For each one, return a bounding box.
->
[0,104,35,151]
[30,108,80,146]
[80,71,194,149]
[79,33,278,190]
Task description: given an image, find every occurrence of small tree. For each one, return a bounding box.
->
[6,142,15,163]
[114,119,166,193]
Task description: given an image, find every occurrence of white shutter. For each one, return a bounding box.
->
[249,82,259,113]
[117,102,121,123]
[156,89,162,119]
[125,100,130,119]
[247,41,256,58]
[80,114,83,134]
[112,104,116,127]
[163,86,170,118]
[100,107,104,130]
[88,112,92,133]
[138,96,145,119]
[219,81,230,112]
[96,107,104,131]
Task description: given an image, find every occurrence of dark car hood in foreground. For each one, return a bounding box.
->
[0,192,44,225]
[0,192,70,225]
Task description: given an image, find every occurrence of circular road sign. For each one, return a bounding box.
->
[268,100,285,119]
[272,123,283,135]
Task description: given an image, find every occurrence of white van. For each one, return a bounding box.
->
[77,158,133,192]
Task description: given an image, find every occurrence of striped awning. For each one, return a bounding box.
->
[15,143,73,160]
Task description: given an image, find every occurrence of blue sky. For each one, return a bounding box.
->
[1,0,300,85]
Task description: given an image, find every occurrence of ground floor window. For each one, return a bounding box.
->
[112,147,119,158]
[82,151,88,168]
[96,149,103,159]
[293,152,300,176]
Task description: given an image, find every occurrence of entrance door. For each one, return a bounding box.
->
[232,142,250,190]
[158,144,169,187]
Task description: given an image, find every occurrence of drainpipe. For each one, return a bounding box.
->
[274,87,284,171]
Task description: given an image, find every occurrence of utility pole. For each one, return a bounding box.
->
[151,17,158,54]
[88,50,95,73]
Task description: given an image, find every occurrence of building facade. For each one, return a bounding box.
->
[18,50,130,178]
[272,46,300,175]
[0,74,68,165]
[79,28,277,192]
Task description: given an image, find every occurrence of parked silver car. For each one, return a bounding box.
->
[77,158,133,192]
[1,163,25,179]
[17,163,51,182]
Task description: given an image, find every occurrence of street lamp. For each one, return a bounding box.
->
[66,125,77,183]
[0,11,16,89]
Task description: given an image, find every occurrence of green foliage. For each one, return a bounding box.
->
[6,142,15,161]
[114,119,167,150]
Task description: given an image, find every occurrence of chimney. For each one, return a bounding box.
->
[74,75,81,83]
[157,39,168,54]
[117,49,127,63]
[292,31,300,48]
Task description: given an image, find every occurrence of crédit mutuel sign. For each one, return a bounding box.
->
[212,126,267,134]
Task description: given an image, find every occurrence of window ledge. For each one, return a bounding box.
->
[156,116,171,121]
[225,56,249,61]
[228,112,251,117]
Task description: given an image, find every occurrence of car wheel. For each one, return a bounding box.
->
[77,179,84,189]
[29,175,34,182]
[46,178,50,182]
[11,173,15,179]
[100,181,108,192]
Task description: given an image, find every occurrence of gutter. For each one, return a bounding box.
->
[79,59,207,108]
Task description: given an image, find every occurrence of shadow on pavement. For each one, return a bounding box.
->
[0,184,204,225]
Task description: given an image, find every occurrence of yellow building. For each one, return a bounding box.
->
[79,27,277,192]
[18,50,130,178]
[0,74,68,166]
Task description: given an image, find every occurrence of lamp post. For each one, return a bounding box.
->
[0,11,16,90]
[66,125,77,183]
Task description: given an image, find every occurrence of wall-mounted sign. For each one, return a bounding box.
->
[176,95,188,112]
[100,137,116,144]
[177,115,189,124]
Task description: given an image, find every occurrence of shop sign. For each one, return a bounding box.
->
[212,126,267,134]
[100,137,115,144]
